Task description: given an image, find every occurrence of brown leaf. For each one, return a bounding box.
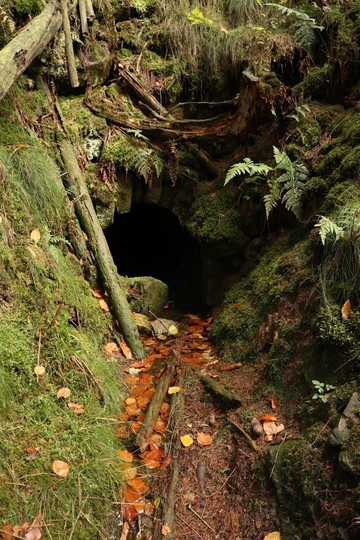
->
[122,503,138,522]
[270,397,277,410]
[196,432,212,446]
[120,340,133,360]
[160,454,171,469]
[104,342,119,353]
[67,402,84,414]
[258,414,277,423]
[91,289,103,298]
[221,363,242,371]
[99,298,110,312]
[56,387,71,399]
[127,477,149,494]
[161,524,171,536]
[30,228,41,244]
[52,460,69,477]
[341,299,351,322]
[24,514,42,540]
[25,446,40,455]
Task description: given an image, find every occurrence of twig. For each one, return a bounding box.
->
[270,433,287,478]
[178,515,205,540]
[187,503,215,532]
[69,495,89,540]
[228,415,260,452]
[46,303,63,329]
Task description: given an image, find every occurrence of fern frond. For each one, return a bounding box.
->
[224,157,272,186]
[151,152,164,178]
[315,216,345,246]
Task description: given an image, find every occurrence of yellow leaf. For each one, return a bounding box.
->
[99,298,110,312]
[56,387,71,399]
[341,299,351,322]
[124,466,137,481]
[34,365,45,376]
[30,228,41,244]
[263,533,281,540]
[104,341,119,353]
[196,432,212,446]
[161,524,171,536]
[180,434,193,447]
[168,386,181,395]
[125,397,136,405]
[67,401,84,414]
[168,325,178,335]
[52,460,69,478]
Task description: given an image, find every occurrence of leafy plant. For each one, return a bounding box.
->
[187,7,214,26]
[286,103,311,123]
[224,146,308,219]
[311,379,335,403]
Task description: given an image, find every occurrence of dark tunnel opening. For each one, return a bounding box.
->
[104,203,206,312]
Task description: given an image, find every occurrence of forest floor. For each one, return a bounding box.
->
[115,308,295,540]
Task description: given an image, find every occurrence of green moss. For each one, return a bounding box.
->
[190,191,248,252]
[14,0,42,15]
[58,96,107,144]
[292,65,333,100]
[290,116,321,150]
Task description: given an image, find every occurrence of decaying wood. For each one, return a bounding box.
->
[136,355,177,452]
[85,71,271,143]
[60,0,79,87]
[85,0,95,20]
[185,142,219,179]
[228,415,260,452]
[0,0,62,101]
[200,375,242,408]
[58,136,146,360]
[118,65,170,118]
[78,0,88,35]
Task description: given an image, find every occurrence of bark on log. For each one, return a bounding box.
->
[58,136,146,360]
[185,142,219,179]
[136,356,177,451]
[78,0,89,35]
[0,0,62,101]
[85,72,272,143]
[60,0,79,87]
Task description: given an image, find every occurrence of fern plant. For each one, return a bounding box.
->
[224,146,308,219]
[265,3,323,58]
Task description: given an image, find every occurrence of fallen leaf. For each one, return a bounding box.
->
[99,298,110,311]
[52,460,69,477]
[168,386,180,395]
[122,503,138,522]
[137,397,150,409]
[130,421,142,434]
[263,533,281,540]
[34,365,45,376]
[161,524,171,536]
[30,228,41,244]
[124,375,139,385]
[220,26,229,34]
[120,521,130,540]
[196,432,212,446]
[125,397,136,405]
[127,477,149,494]
[157,334,167,341]
[25,446,40,455]
[118,411,130,422]
[168,325,178,335]
[180,434,193,447]
[232,303,242,308]
[24,514,42,540]
[123,485,142,503]
[160,454,171,469]
[56,387,71,399]
[120,340,133,360]
[258,414,277,423]
[341,299,351,322]
[124,465,137,481]
[91,289,103,298]
[104,342,119,353]
[221,363,242,371]
[270,397,277,410]
[67,402,84,414]
[0,524,14,540]
[141,458,161,469]
[154,417,167,433]
[117,449,133,463]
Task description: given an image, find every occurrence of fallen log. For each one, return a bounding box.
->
[60,0,79,87]
[200,375,242,408]
[136,355,177,451]
[0,0,62,101]
[58,135,146,360]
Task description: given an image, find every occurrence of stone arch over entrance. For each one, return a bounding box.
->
[104,203,205,311]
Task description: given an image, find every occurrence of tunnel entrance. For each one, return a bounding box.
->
[104,203,205,311]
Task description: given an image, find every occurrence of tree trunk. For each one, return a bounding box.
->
[0,0,62,101]
[58,137,146,360]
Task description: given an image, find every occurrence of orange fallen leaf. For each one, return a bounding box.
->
[52,460,69,477]
[91,289,103,298]
[258,414,277,423]
[118,411,130,422]
[67,402,84,414]
[221,363,242,371]
[124,465,137,481]
[160,454,171,469]
[143,387,155,400]
[157,334,167,341]
[126,404,141,417]
[116,425,128,439]
[117,449,134,463]
[154,417,167,433]
[341,299,351,322]
[141,458,161,469]
[99,298,110,312]
[56,387,71,399]
[0,524,14,540]
[124,375,139,385]
[122,503,138,522]
[130,421,142,434]
[196,432,212,446]
[125,397,136,405]
[137,396,150,409]
[149,433,163,445]
[130,384,147,397]
[25,446,40,455]
[161,524,171,536]
[120,339,133,360]
[127,477,149,494]
[104,342,119,353]
[123,485,142,503]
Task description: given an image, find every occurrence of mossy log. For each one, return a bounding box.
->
[85,71,271,143]
[0,0,62,101]
[58,138,146,360]
[200,375,242,408]
[136,355,177,451]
